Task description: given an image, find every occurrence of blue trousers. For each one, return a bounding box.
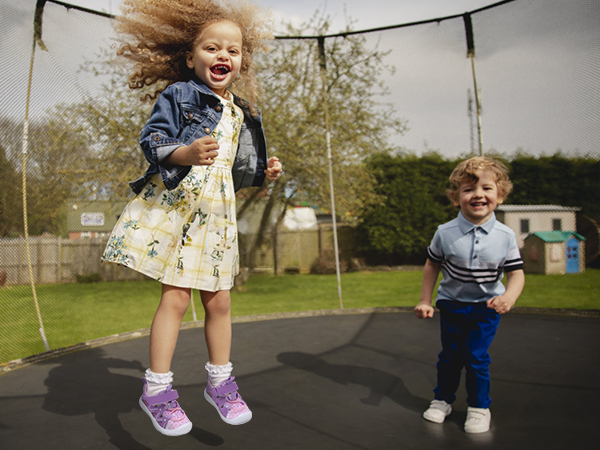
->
[434,300,500,408]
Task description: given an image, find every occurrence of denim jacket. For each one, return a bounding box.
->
[129,76,267,194]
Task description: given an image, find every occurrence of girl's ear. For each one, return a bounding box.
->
[186,53,194,70]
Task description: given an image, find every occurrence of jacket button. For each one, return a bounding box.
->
[187,112,193,119]
[204,127,211,134]
[153,135,160,141]
[215,105,222,112]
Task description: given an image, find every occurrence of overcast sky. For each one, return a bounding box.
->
[68,0,498,33]
[2,0,598,158]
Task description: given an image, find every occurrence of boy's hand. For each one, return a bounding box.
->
[487,295,516,314]
[415,302,435,319]
[171,136,220,166]
[266,157,283,181]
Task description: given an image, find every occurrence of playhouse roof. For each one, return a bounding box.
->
[526,231,586,243]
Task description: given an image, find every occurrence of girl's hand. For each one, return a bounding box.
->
[266,156,283,181]
[415,302,435,319]
[167,136,219,166]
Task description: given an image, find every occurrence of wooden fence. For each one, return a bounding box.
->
[0,226,353,286]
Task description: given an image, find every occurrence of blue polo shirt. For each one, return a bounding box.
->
[427,211,523,303]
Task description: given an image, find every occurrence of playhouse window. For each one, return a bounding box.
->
[552,218,562,231]
[520,219,530,234]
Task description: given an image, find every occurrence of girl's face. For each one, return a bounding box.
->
[186,21,243,97]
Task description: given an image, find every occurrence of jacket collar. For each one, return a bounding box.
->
[457,210,496,235]
[188,75,223,100]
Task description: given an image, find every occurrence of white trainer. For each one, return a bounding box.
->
[422,400,452,423]
[464,407,491,433]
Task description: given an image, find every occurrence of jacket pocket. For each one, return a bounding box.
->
[179,105,208,141]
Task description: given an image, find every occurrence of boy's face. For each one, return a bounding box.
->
[187,21,243,98]
[454,169,503,225]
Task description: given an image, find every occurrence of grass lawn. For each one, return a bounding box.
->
[1,268,598,364]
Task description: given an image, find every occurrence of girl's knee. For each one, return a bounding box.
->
[202,291,231,316]
[160,286,191,315]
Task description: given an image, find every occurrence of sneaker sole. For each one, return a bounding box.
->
[139,397,193,436]
[465,423,490,434]
[204,389,252,425]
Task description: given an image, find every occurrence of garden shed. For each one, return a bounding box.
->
[522,231,586,275]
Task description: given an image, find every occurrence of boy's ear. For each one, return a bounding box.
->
[186,53,194,70]
[497,196,504,205]
[450,192,460,207]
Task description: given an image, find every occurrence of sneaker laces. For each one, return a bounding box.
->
[162,400,187,422]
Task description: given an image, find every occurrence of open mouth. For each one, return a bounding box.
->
[210,65,230,80]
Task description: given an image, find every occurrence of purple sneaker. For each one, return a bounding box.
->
[204,377,252,425]
[139,378,192,436]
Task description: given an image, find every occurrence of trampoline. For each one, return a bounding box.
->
[0,309,598,449]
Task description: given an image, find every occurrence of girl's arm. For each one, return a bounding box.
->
[139,85,187,167]
[487,269,525,314]
[165,136,220,166]
[415,259,441,319]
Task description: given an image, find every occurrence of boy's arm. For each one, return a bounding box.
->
[487,269,525,314]
[415,259,441,319]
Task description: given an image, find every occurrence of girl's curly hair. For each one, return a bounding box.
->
[115,0,271,110]
[446,156,513,203]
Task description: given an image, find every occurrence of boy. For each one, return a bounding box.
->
[415,156,525,433]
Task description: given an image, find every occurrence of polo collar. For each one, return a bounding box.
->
[457,211,496,235]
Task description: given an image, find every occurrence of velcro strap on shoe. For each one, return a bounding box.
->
[214,381,239,397]
[146,388,179,405]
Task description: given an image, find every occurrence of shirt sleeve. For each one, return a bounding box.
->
[503,233,524,272]
[427,229,444,264]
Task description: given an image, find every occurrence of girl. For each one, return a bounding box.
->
[102,0,281,436]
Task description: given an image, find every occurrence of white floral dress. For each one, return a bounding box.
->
[102,93,242,291]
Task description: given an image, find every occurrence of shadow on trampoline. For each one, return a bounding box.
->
[277,351,426,412]
[39,347,224,449]
[0,310,598,449]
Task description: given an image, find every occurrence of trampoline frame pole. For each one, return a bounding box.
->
[318,37,343,310]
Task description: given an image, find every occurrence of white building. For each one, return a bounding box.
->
[496,204,580,248]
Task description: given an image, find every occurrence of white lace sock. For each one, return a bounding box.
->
[205,361,233,386]
[144,369,174,397]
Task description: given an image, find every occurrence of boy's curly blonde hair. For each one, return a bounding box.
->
[115,0,271,110]
[446,156,513,203]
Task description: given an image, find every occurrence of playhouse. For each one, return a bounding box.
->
[521,231,586,275]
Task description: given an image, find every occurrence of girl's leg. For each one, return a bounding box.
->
[149,284,191,373]
[200,289,232,365]
[201,289,252,425]
[141,284,192,436]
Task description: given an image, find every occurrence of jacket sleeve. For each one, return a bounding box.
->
[139,85,185,166]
